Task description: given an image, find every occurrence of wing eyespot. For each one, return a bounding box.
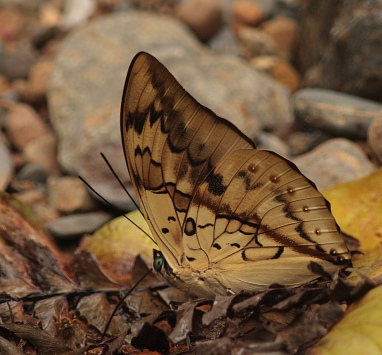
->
[287,187,295,194]
[185,217,196,236]
[269,175,279,183]
[248,164,257,173]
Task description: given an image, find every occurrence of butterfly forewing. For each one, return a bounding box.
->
[121,53,254,270]
[121,52,351,297]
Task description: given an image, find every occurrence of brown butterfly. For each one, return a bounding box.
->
[120,52,351,298]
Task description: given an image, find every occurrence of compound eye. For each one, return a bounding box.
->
[153,251,165,272]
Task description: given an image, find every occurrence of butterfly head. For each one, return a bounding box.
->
[153,249,177,281]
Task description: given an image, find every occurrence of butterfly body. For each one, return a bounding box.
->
[121,52,351,298]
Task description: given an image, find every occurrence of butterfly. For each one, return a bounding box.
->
[120,52,351,298]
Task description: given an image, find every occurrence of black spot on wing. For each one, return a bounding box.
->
[168,216,176,222]
[213,243,221,250]
[162,228,169,234]
[230,243,240,248]
[207,173,226,196]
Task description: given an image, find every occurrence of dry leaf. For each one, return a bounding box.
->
[324,168,382,282]
[308,285,382,355]
[83,210,156,283]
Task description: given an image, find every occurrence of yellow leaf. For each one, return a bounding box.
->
[83,210,156,282]
[308,286,382,355]
[323,168,382,281]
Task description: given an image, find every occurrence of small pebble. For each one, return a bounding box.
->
[367,111,382,163]
[60,0,97,29]
[256,131,290,158]
[251,55,300,92]
[293,138,376,191]
[175,0,223,42]
[48,176,98,214]
[236,26,278,58]
[0,74,10,94]
[39,3,62,28]
[5,103,52,150]
[0,43,38,80]
[256,132,290,159]
[233,0,265,27]
[23,59,54,103]
[261,16,299,59]
[23,133,60,175]
[0,134,13,191]
[293,88,382,139]
[14,188,60,223]
[46,212,113,239]
[17,163,49,185]
[0,6,26,41]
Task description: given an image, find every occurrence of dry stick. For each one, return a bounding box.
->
[101,267,153,342]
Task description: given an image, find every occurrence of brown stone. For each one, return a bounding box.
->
[175,0,223,42]
[0,75,10,94]
[23,59,54,103]
[48,176,98,214]
[252,56,300,92]
[368,111,382,163]
[236,26,278,59]
[233,0,265,27]
[261,16,300,59]
[5,103,52,150]
[0,6,26,41]
[23,133,61,175]
[14,188,60,223]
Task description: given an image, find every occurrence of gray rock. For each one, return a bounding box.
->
[46,212,113,239]
[0,135,13,191]
[48,176,98,213]
[298,1,382,101]
[17,163,49,185]
[293,89,382,139]
[76,141,138,212]
[293,138,376,191]
[208,26,241,56]
[48,11,292,174]
[256,132,290,158]
[0,43,38,80]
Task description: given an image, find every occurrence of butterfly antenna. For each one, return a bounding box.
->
[78,175,154,241]
[100,267,153,342]
[100,152,143,214]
